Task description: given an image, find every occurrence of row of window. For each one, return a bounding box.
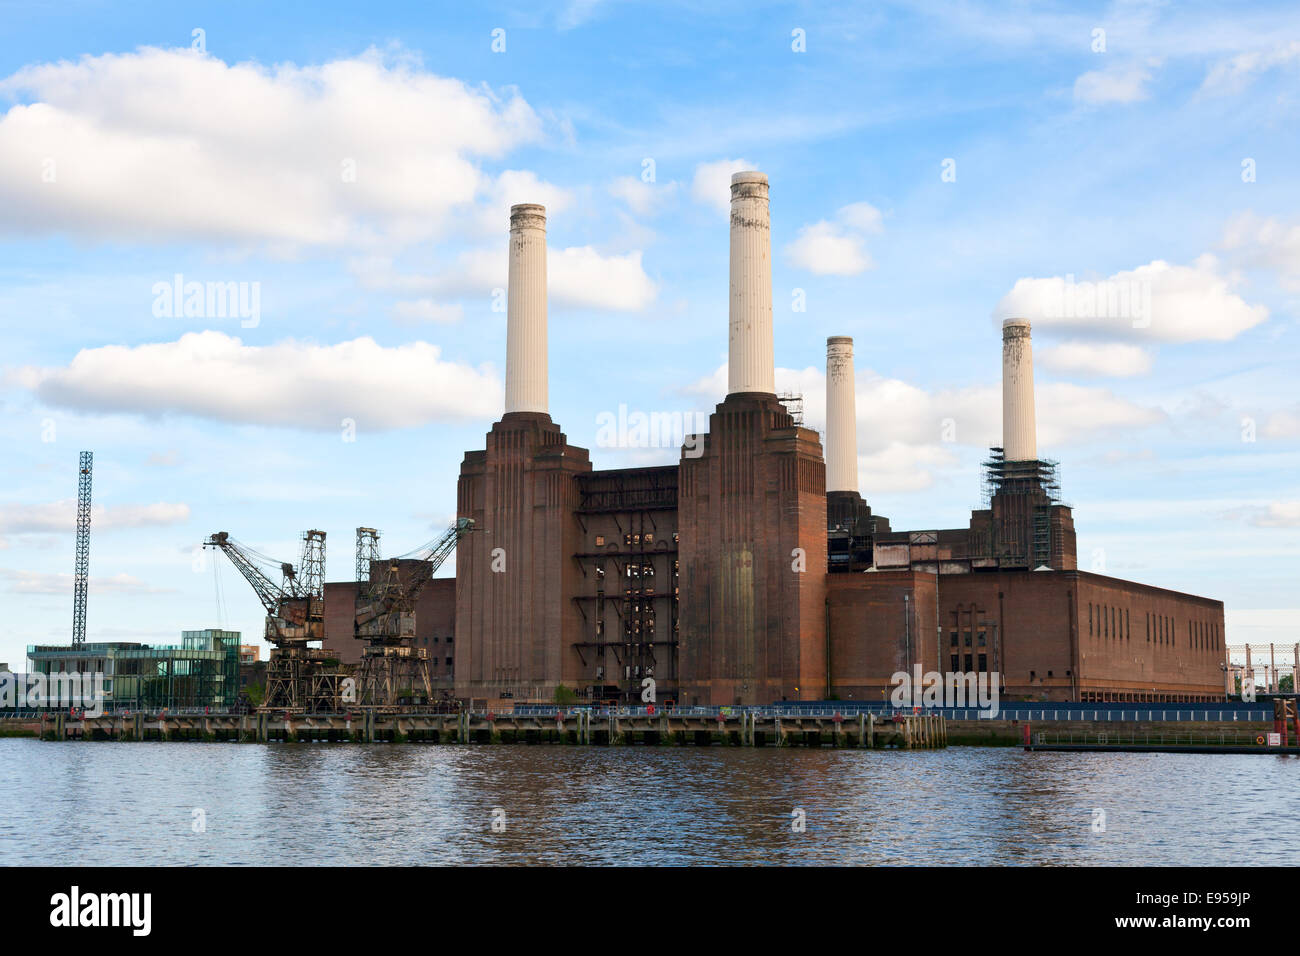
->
[1087,603,1221,652]
[1187,618,1218,651]
[594,560,679,578]
[950,654,989,673]
[1089,603,1130,641]
[948,630,987,648]
[593,532,680,547]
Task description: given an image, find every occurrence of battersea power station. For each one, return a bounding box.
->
[322,171,1227,707]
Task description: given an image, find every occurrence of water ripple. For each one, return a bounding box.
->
[1,741,1293,866]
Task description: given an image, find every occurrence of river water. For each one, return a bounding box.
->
[2,740,1293,865]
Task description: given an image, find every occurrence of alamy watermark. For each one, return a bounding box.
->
[595,404,709,458]
[1040,273,1151,328]
[152,274,260,328]
[889,666,1000,716]
[0,670,106,717]
[50,886,150,936]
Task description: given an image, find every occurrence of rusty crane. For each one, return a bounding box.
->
[354,518,473,709]
[204,529,344,713]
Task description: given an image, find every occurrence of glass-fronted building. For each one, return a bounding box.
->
[26,629,241,711]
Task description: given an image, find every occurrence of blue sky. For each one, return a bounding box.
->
[0,0,1297,668]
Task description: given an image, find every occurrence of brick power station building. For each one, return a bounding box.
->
[323,172,1226,706]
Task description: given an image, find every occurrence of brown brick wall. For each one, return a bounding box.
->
[940,571,1076,700]
[1075,571,1225,700]
[678,394,827,706]
[322,581,361,666]
[826,570,939,702]
[323,576,457,676]
[418,578,457,688]
[939,570,1225,702]
[454,412,591,702]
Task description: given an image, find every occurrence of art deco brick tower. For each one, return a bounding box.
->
[455,204,591,701]
[678,172,828,706]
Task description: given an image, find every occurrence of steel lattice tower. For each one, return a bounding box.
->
[356,527,381,588]
[73,450,92,646]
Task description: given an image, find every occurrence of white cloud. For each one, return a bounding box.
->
[856,442,960,493]
[0,568,171,595]
[1264,407,1300,439]
[785,202,884,276]
[785,221,874,276]
[549,246,658,310]
[372,245,659,312]
[0,47,548,248]
[691,158,754,213]
[1221,212,1300,290]
[1201,40,1300,95]
[837,202,884,234]
[683,363,1162,491]
[1254,502,1300,527]
[1228,502,1300,528]
[1037,382,1166,446]
[608,176,677,216]
[558,0,608,30]
[392,299,464,324]
[994,256,1268,343]
[348,255,434,295]
[1073,65,1152,104]
[485,170,574,226]
[1039,341,1153,377]
[0,500,190,534]
[11,331,501,430]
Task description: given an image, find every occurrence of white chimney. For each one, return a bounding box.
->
[504,203,548,415]
[826,336,858,492]
[1002,318,1037,461]
[728,171,775,396]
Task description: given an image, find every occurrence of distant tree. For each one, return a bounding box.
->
[1281,675,1294,694]
[553,684,578,706]
[245,683,264,707]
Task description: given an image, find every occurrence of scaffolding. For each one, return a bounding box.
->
[978,447,1069,569]
[980,447,1063,507]
[571,468,679,703]
[777,392,804,426]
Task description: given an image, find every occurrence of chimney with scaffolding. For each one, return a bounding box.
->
[968,320,1077,571]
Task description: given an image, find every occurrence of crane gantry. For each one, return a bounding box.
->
[204,528,344,713]
[354,518,473,709]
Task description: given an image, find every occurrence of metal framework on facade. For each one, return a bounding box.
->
[571,468,680,703]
